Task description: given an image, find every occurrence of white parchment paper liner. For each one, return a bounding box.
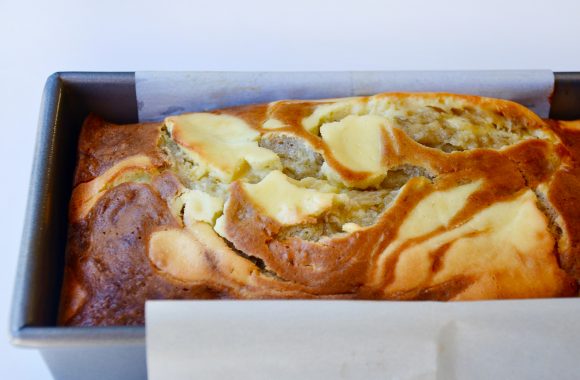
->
[136,70,554,122]
[146,300,580,380]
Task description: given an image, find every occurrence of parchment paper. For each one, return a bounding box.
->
[138,71,573,380]
[135,70,554,122]
[146,300,580,380]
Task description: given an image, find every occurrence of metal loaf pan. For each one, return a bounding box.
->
[10,72,580,380]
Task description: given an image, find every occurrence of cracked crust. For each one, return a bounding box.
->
[60,93,580,326]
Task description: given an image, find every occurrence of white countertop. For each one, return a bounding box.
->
[1,0,579,378]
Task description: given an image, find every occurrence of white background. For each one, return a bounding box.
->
[1,0,579,378]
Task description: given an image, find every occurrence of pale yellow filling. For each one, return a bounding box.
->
[398,180,483,239]
[320,114,389,188]
[262,118,286,130]
[302,98,366,135]
[177,189,224,226]
[167,113,281,182]
[241,170,337,225]
[149,223,258,284]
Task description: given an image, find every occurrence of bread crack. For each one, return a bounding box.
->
[277,172,433,242]
[159,127,228,199]
[533,187,565,259]
[222,238,289,282]
[258,133,324,180]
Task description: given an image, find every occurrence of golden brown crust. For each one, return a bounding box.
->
[74,114,166,186]
[545,120,580,280]
[61,94,580,326]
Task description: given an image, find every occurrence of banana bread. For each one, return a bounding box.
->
[59,93,580,326]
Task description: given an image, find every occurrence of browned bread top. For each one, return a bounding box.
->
[60,93,580,326]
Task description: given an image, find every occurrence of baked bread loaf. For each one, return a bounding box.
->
[60,93,580,326]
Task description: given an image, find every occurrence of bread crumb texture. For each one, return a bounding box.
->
[62,93,580,326]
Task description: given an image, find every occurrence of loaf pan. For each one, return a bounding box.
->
[10,72,580,380]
